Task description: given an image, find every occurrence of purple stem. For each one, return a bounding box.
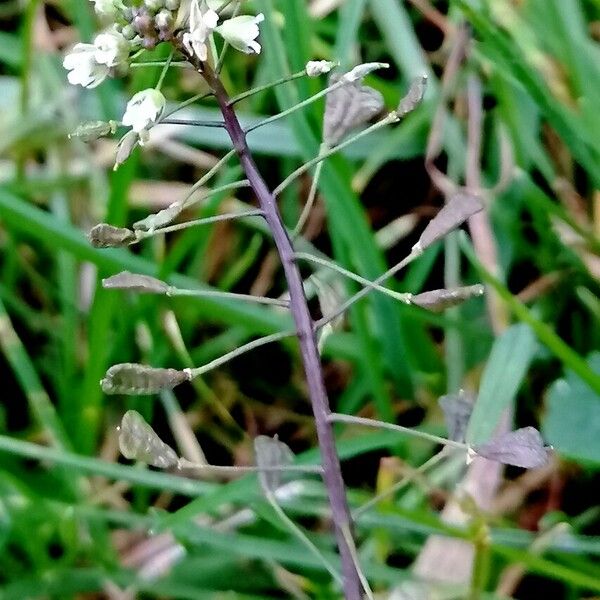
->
[200,63,362,599]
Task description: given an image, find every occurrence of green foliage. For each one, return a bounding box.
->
[543,354,600,465]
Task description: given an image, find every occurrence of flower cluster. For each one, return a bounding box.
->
[64,0,264,89]
[63,0,265,154]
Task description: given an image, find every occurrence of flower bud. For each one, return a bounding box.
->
[305,60,337,77]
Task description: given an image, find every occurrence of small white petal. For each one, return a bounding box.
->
[122,89,166,133]
[215,13,264,54]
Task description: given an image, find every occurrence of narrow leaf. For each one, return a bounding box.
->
[474,427,550,469]
[413,192,483,253]
[102,271,170,294]
[119,410,179,468]
[101,363,190,395]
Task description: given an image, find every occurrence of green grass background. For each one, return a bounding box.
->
[0,0,599,598]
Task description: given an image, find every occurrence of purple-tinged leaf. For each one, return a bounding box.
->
[473,426,550,469]
[102,271,170,294]
[119,410,179,468]
[413,192,483,253]
[101,363,190,395]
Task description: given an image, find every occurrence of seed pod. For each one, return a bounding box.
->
[413,191,483,253]
[114,130,139,171]
[102,271,170,294]
[342,62,389,83]
[133,202,184,232]
[312,274,345,353]
[118,410,179,468]
[254,435,295,495]
[438,390,475,443]
[473,426,550,469]
[88,224,136,248]
[101,363,190,395]
[396,75,428,117]
[324,73,385,146]
[411,284,484,312]
[69,120,117,142]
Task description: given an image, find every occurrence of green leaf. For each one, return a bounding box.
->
[467,324,537,445]
[543,354,600,465]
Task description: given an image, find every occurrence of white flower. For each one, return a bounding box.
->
[215,13,264,54]
[305,60,337,77]
[182,0,219,61]
[94,29,129,68]
[122,89,166,136]
[63,43,110,88]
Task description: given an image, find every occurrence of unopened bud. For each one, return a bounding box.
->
[165,0,179,9]
[69,120,117,142]
[88,223,136,248]
[101,363,190,395]
[145,0,164,11]
[155,8,173,30]
[305,60,337,77]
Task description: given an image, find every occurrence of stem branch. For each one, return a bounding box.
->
[200,61,363,600]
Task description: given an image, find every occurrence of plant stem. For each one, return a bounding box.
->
[314,250,420,330]
[134,208,261,241]
[228,69,308,106]
[295,252,412,303]
[273,114,397,197]
[200,61,363,600]
[329,413,468,451]
[187,330,294,379]
[167,287,289,308]
[159,118,225,128]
